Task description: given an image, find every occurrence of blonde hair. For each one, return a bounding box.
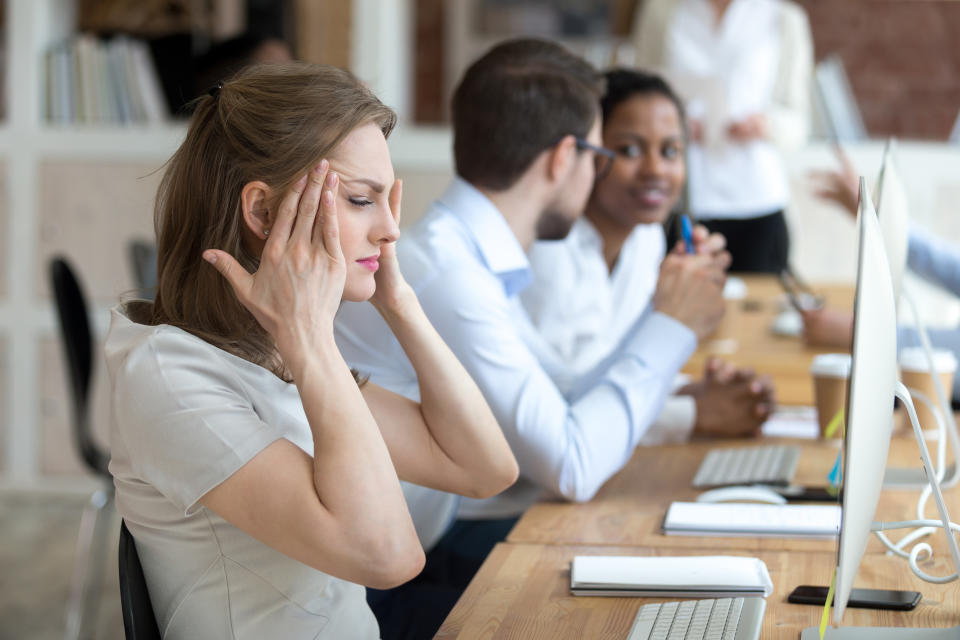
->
[131,62,396,379]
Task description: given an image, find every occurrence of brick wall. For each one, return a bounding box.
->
[415,1,960,138]
[797,0,960,139]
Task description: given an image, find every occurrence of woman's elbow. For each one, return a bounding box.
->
[361,536,426,590]
[463,455,519,500]
[489,456,520,497]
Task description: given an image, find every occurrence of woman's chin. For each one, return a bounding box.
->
[629,206,671,226]
[342,280,376,303]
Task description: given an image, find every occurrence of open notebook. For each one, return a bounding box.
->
[663,502,841,538]
[570,555,773,598]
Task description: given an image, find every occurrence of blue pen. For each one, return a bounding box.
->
[680,214,695,255]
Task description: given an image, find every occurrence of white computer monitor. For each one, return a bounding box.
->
[834,178,899,623]
[874,139,909,307]
[808,180,960,638]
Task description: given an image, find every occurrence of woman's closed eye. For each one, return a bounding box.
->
[348,196,374,208]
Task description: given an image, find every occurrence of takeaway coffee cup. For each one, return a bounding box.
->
[899,347,957,433]
[811,353,851,438]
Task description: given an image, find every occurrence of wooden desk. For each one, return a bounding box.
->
[436,543,960,639]
[508,437,957,555]
[684,276,854,407]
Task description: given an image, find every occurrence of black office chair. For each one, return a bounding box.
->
[119,520,161,640]
[49,256,115,640]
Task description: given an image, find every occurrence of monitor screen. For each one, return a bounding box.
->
[874,139,909,306]
[834,177,899,622]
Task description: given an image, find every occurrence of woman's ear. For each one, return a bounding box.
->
[240,181,274,239]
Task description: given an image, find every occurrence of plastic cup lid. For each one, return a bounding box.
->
[899,347,958,374]
[810,353,852,378]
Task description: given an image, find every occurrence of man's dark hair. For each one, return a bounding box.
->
[452,38,604,191]
[600,68,687,138]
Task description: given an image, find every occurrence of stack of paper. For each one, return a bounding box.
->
[570,555,773,598]
[663,502,841,538]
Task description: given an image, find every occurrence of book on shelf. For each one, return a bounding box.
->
[44,34,169,126]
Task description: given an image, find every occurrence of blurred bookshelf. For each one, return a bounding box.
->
[0,0,357,490]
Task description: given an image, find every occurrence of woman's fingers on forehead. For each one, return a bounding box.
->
[291,163,329,241]
[272,174,308,239]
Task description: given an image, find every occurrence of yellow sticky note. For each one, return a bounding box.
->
[819,570,837,640]
[825,408,844,439]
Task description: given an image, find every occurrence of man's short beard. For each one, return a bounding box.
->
[535,209,576,241]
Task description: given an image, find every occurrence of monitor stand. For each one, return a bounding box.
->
[801,383,960,638]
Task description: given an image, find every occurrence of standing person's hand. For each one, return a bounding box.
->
[203,161,345,369]
[369,179,415,313]
[727,113,768,142]
[654,253,726,340]
[808,145,859,217]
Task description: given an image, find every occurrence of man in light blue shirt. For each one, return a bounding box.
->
[334,38,736,638]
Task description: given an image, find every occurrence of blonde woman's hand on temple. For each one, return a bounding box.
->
[203,161,345,367]
[369,178,416,314]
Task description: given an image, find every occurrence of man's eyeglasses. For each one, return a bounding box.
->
[574,137,616,179]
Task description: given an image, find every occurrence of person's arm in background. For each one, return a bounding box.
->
[810,146,960,298]
[897,228,960,403]
[727,2,812,146]
[416,252,724,504]
[764,1,813,150]
[904,227,960,299]
[630,0,672,70]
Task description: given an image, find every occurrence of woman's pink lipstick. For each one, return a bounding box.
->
[357,255,380,272]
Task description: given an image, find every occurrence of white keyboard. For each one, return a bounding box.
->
[627,597,765,640]
[692,445,800,488]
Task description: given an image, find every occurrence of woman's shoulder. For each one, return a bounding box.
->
[106,306,216,363]
[105,305,269,391]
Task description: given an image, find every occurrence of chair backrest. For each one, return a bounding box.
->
[49,257,110,477]
[119,520,161,640]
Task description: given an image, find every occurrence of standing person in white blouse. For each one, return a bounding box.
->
[106,63,517,640]
[522,68,776,444]
[632,0,813,273]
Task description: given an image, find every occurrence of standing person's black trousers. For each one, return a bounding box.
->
[667,210,789,274]
[699,210,790,274]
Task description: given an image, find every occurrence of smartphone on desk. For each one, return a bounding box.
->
[788,585,921,611]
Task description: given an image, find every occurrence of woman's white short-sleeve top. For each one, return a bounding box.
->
[105,308,379,639]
